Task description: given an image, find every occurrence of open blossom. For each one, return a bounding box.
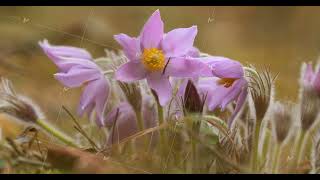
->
[197,56,248,127]
[114,10,209,106]
[39,40,109,127]
[301,62,320,94]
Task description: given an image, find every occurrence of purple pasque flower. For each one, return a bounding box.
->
[114,10,208,106]
[196,56,248,127]
[105,94,157,145]
[39,39,109,127]
[301,62,320,94]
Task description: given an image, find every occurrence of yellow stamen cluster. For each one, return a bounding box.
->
[142,48,165,72]
[217,78,238,88]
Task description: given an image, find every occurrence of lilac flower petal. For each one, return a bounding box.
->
[140,9,164,49]
[303,62,315,84]
[114,33,141,61]
[45,46,92,60]
[105,102,135,127]
[220,79,246,110]
[78,102,94,119]
[40,39,98,73]
[313,68,320,92]
[146,72,172,106]
[94,78,109,127]
[198,78,230,111]
[200,56,244,79]
[55,58,100,73]
[161,26,197,58]
[186,47,200,58]
[115,61,148,82]
[78,83,97,116]
[165,57,212,78]
[54,66,100,88]
[39,40,92,63]
[228,83,248,128]
[106,102,138,145]
[78,77,109,126]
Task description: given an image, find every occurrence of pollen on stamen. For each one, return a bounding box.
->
[141,48,166,72]
[217,78,238,88]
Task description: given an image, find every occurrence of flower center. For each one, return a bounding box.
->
[217,78,237,88]
[142,48,165,71]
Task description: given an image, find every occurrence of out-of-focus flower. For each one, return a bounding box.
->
[39,39,109,127]
[197,56,248,127]
[0,78,44,124]
[105,95,157,145]
[299,62,320,131]
[114,10,209,106]
[271,101,293,144]
[105,102,137,145]
[301,62,320,95]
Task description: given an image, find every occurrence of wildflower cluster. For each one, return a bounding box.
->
[2,9,320,174]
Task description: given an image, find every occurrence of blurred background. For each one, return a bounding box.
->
[1,6,320,137]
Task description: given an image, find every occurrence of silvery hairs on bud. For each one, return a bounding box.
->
[300,86,320,131]
[101,49,143,111]
[0,78,44,124]
[271,101,293,144]
[247,65,277,122]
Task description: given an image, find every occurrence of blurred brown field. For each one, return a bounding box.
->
[1,6,320,138]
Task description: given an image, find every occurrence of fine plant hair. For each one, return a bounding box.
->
[312,132,320,173]
[100,49,143,112]
[247,65,277,122]
[0,78,44,124]
[117,81,142,113]
[271,101,293,144]
[300,87,320,131]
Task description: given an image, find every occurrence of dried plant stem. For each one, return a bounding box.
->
[271,143,281,174]
[251,120,262,172]
[36,119,79,148]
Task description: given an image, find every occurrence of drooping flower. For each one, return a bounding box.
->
[197,56,248,127]
[114,10,209,106]
[39,39,109,127]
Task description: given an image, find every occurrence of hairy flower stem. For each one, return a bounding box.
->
[191,115,201,173]
[191,137,198,173]
[135,109,148,150]
[292,130,307,168]
[251,120,262,172]
[272,143,281,174]
[156,101,167,158]
[36,119,79,148]
[136,110,144,131]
